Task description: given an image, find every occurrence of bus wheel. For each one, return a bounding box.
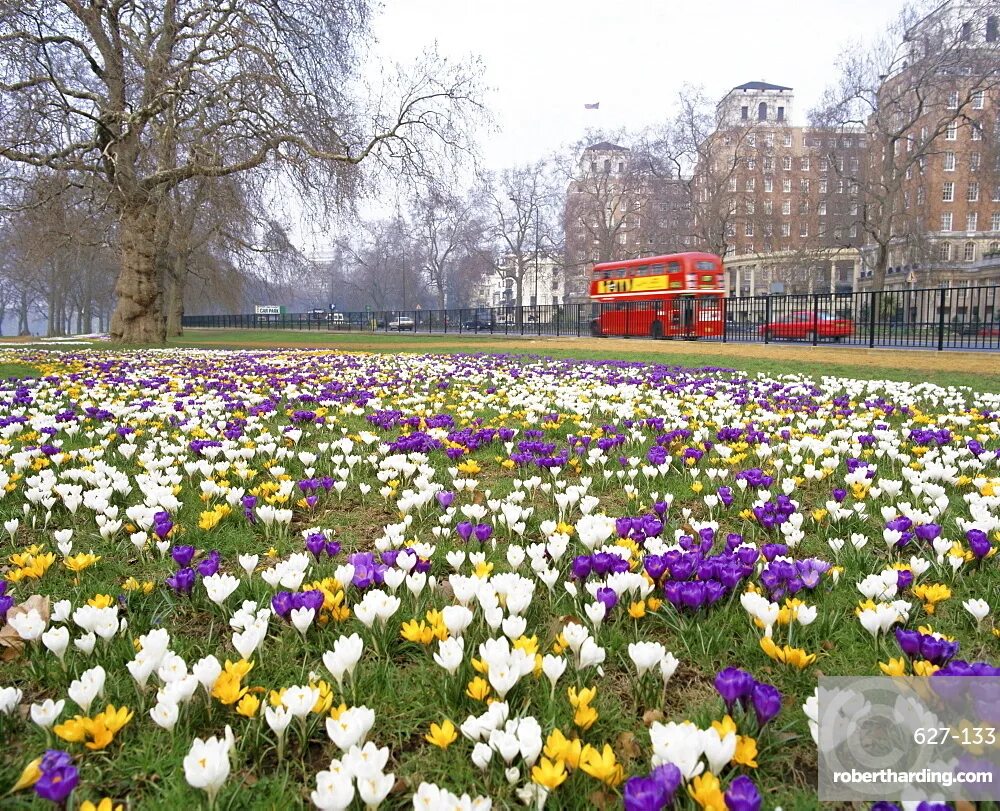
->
[649,321,662,340]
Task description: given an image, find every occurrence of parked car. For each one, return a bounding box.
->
[307,308,328,321]
[387,316,415,331]
[758,311,854,341]
[462,315,494,330]
[978,321,1000,338]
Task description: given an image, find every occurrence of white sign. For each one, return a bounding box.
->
[255,305,282,315]
[906,272,916,284]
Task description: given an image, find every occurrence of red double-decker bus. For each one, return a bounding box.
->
[588,251,725,339]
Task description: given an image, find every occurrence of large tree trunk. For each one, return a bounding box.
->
[165,252,186,337]
[110,200,166,343]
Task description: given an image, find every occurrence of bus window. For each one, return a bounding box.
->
[667,262,681,273]
[637,265,649,276]
[651,264,664,275]
[696,261,717,270]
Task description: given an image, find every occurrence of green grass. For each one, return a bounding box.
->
[0,361,39,379]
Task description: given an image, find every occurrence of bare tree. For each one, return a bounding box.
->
[410,184,486,309]
[478,162,555,314]
[339,215,426,313]
[0,2,484,342]
[812,0,1000,290]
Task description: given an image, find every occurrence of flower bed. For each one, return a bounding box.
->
[0,348,998,810]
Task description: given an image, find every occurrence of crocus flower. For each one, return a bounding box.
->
[724,775,762,811]
[171,544,195,567]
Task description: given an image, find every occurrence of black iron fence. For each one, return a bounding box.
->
[182,284,1000,351]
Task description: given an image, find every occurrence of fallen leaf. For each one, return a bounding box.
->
[642,709,664,727]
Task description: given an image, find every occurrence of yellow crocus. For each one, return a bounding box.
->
[879,657,908,676]
[80,800,124,811]
[87,594,115,609]
[573,703,599,731]
[236,694,261,718]
[64,552,101,573]
[689,772,727,810]
[578,744,623,786]
[531,757,568,789]
[10,756,42,792]
[567,685,597,708]
[425,719,459,749]
[734,735,759,768]
[53,716,89,743]
[465,677,491,701]
[544,728,582,769]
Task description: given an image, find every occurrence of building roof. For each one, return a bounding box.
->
[584,141,629,152]
[731,81,793,92]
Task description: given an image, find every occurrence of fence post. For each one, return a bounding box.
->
[763,296,772,344]
[812,293,819,347]
[722,296,728,343]
[937,286,947,352]
[868,292,878,349]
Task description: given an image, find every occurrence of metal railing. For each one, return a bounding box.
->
[182,285,1000,351]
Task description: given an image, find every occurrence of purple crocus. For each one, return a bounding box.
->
[723,775,762,811]
[165,567,195,594]
[435,490,454,509]
[171,544,195,567]
[473,523,493,543]
[456,521,474,542]
[197,550,220,577]
[715,667,756,712]
[622,776,667,811]
[751,682,782,726]
[967,529,992,559]
[305,533,327,558]
[34,751,78,804]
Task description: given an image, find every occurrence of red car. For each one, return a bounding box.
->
[759,311,854,341]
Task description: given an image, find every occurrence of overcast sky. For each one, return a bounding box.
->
[371,0,906,166]
[300,0,909,257]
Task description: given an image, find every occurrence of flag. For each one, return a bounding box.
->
[584,102,600,110]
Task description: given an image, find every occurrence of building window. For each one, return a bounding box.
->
[764,177,773,193]
[851,202,860,215]
[838,179,845,193]
[726,223,736,237]
[946,122,958,140]
[943,182,955,202]
[763,156,773,170]
[971,123,983,140]
[782,131,791,146]
[801,178,811,193]
[782,200,791,215]
[782,155,791,170]
[764,132,774,147]
[992,212,1000,231]
[988,16,998,41]
[947,90,959,109]
[745,222,754,236]
[801,156,810,171]
[764,200,772,214]
[741,105,748,120]
[916,187,925,205]
[603,159,611,171]
[819,179,827,193]
[973,90,985,109]
[747,133,756,147]
[800,222,809,237]
[729,177,737,191]
[964,242,976,261]
[968,182,980,201]
[819,158,828,172]
[745,200,754,215]
[939,242,952,261]
[944,151,956,171]
[818,201,827,215]
[782,178,791,193]
[941,213,953,231]
[849,224,858,237]
[758,102,767,121]
[994,184,1000,202]
[781,222,791,236]
[962,20,973,40]
[618,162,624,172]
[777,106,785,122]
[967,212,978,231]
[970,152,981,172]
[746,178,755,191]
[746,156,756,169]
